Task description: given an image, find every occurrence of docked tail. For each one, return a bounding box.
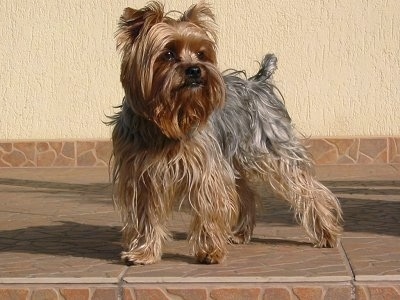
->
[249,54,277,82]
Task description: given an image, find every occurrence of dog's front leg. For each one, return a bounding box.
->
[189,215,228,264]
[187,167,238,264]
[119,182,171,265]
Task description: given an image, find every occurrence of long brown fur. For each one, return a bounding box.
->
[109,1,343,265]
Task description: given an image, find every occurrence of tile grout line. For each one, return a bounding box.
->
[338,239,356,300]
[117,265,130,300]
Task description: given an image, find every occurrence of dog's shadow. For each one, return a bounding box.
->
[0,221,122,263]
[1,178,399,264]
[256,180,400,237]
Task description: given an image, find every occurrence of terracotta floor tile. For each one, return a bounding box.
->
[0,166,399,287]
[342,237,400,280]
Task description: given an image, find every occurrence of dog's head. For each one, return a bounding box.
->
[116,1,225,139]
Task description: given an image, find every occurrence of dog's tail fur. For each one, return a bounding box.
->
[249,54,278,82]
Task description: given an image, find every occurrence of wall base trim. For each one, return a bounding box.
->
[0,137,399,168]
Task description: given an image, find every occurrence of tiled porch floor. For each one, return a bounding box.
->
[0,165,399,299]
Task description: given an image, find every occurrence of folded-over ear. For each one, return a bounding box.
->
[180,1,217,42]
[116,1,165,53]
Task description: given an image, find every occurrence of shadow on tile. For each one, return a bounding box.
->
[256,180,400,237]
[0,221,122,263]
[0,177,111,196]
[0,178,399,265]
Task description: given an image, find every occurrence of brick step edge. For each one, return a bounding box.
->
[1,282,400,300]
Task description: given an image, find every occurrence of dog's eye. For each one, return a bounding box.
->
[164,51,176,62]
[196,51,206,60]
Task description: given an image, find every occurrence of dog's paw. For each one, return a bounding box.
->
[195,250,225,264]
[313,229,341,248]
[229,231,251,244]
[121,251,160,266]
[309,208,343,248]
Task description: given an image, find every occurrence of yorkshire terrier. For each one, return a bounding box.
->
[108,1,343,265]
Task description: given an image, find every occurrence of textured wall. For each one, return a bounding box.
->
[1,0,399,139]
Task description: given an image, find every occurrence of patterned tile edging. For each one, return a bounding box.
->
[0,141,112,168]
[1,283,400,300]
[307,137,400,165]
[0,137,399,168]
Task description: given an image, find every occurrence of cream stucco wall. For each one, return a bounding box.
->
[1,0,399,140]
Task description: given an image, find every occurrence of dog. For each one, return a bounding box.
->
[108,1,343,265]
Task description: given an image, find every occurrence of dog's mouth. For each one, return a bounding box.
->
[182,78,204,89]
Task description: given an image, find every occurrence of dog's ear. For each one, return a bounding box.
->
[180,1,217,42]
[116,2,164,52]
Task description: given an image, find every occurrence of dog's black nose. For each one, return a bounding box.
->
[185,66,201,79]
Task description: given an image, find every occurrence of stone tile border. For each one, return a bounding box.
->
[307,137,400,165]
[0,137,399,168]
[0,141,112,168]
[1,283,400,299]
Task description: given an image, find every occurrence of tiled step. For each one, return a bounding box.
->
[0,167,399,300]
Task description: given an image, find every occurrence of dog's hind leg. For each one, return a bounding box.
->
[259,151,343,248]
[230,168,257,244]
[246,54,343,247]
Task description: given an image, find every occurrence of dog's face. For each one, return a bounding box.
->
[116,1,225,139]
